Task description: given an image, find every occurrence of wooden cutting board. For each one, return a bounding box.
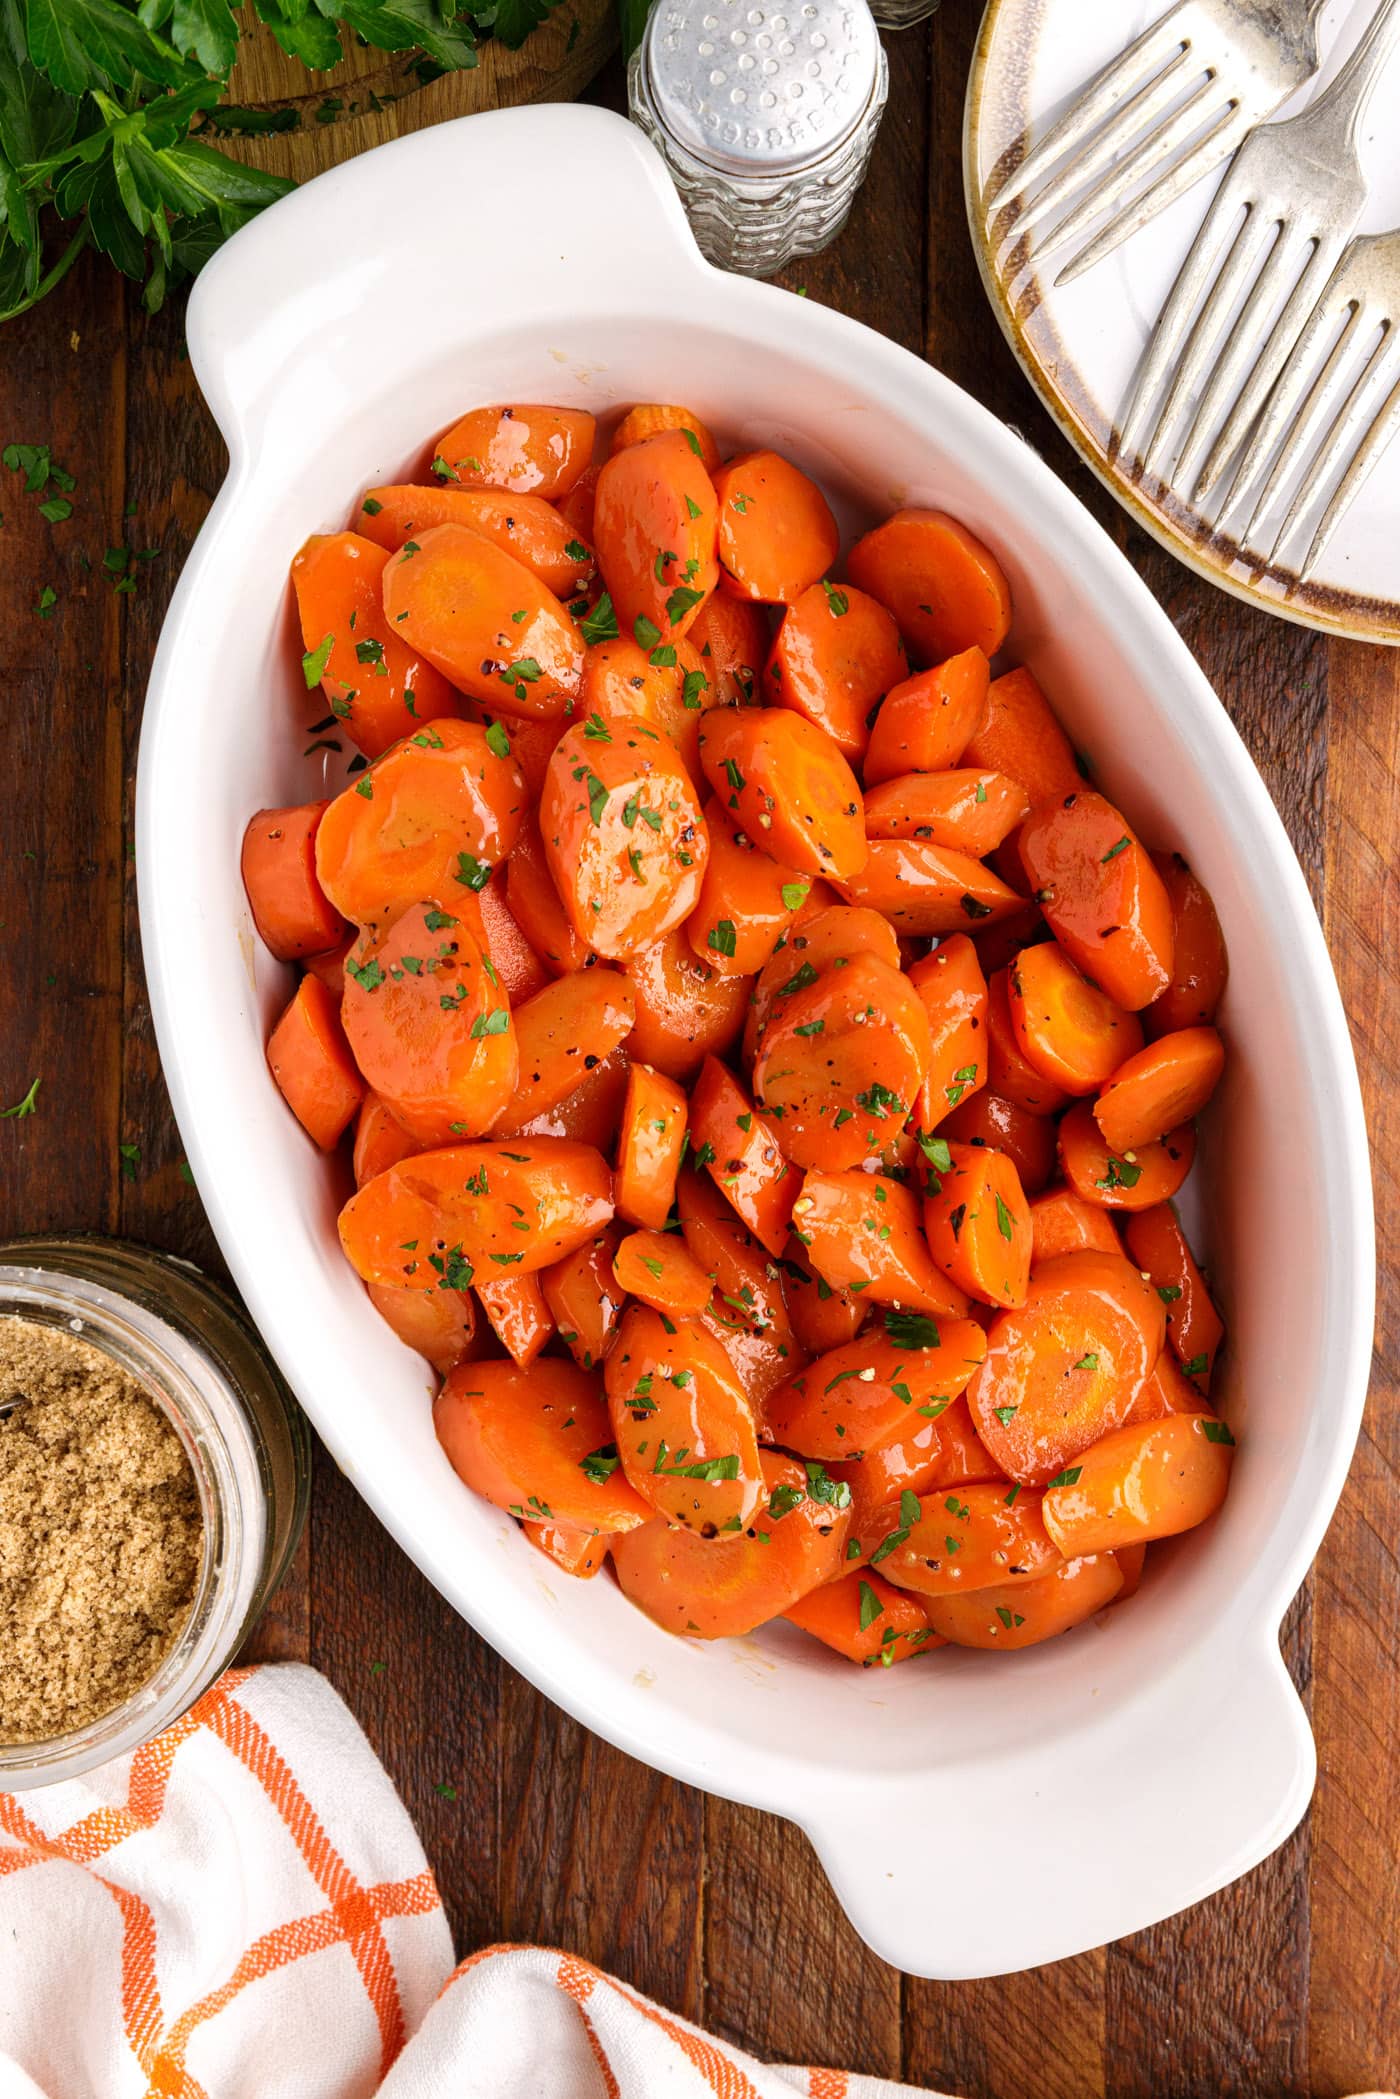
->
[213,0,616,183]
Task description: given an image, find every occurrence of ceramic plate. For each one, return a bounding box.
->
[966,0,1400,643]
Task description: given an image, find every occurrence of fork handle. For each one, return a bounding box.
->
[1316,0,1400,131]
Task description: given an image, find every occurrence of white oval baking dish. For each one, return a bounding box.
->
[138,103,1374,1980]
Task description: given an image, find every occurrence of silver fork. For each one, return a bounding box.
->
[1216,227,1400,586]
[1116,0,1400,493]
[984,0,1329,287]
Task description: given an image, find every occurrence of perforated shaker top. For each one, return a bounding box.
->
[641,0,883,179]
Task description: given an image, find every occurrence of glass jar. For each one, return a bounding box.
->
[628,0,890,277]
[868,0,939,29]
[0,1237,311,1789]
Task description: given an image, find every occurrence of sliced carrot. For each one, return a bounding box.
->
[744,903,899,1062]
[556,462,598,545]
[612,403,720,472]
[688,1055,797,1255]
[1042,1414,1234,1557]
[922,1140,1032,1310]
[540,713,708,960]
[699,705,866,881]
[366,1278,478,1373]
[611,1451,851,1639]
[314,718,527,929]
[676,1168,807,1404]
[863,769,1030,859]
[1145,850,1229,1037]
[959,666,1080,808]
[846,508,1011,665]
[1059,1101,1196,1212]
[433,403,595,498]
[577,634,714,785]
[1008,942,1144,1096]
[242,803,345,962]
[540,1223,626,1371]
[985,967,1070,1115]
[765,580,905,758]
[1122,1348,1214,1428]
[967,1249,1165,1486]
[794,1170,969,1319]
[352,1091,420,1187]
[301,931,355,1005]
[765,1319,987,1461]
[1027,1187,1121,1262]
[476,1270,555,1367]
[685,798,812,979]
[932,1393,1004,1487]
[489,969,635,1135]
[616,1062,688,1231]
[591,429,720,641]
[880,1481,1063,1597]
[381,524,584,717]
[780,1238,865,1357]
[968,900,1046,978]
[509,1043,630,1149]
[266,974,364,1151]
[686,591,772,707]
[469,868,550,1007]
[1094,1025,1224,1153]
[499,715,569,799]
[291,531,459,758]
[1122,1203,1224,1391]
[714,450,840,604]
[925,1553,1122,1649]
[1019,790,1175,1010]
[940,1088,1057,1195]
[623,929,751,1080]
[522,1520,610,1579]
[863,648,990,785]
[1113,1542,1147,1600]
[605,1305,763,1535]
[505,812,596,977]
[434,1356,648,1532]
[355,484,595,598]
[613,1230,714,1318]
[835,839,1023,937]
[907,937,988,1131]
[784,1570,939,1667]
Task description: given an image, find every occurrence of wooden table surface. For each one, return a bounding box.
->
[2,9,1397,2091]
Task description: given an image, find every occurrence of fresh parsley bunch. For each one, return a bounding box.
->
[0,0,557,323]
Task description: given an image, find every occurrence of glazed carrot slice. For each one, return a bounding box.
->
[612,403,720,472]
[352,1091,420,1187]
[784,1570,939,1666]
[925,1553,1122,1649]
[1041,1413,1234,1558]
[863,770,1030,858]
[835,839,1023,937]
[959,666,1080,808]
[242,803,346,963]
[781,1239,865,1357]
[611,1451,851,1638]
[1145,851,1229,1038]
[1112,1541,1147,1600]
[382,524,585,718]
[338,1139,614,1289]
[540,713,708,961]
[765,580,905,758]
[967,1250,1165,1486]
[684,797,812,979]
[592,429,720,641]
[291,532,459,758]
[1059,1101,1196,1212]
[906,937,989,1131]
[341,901,517,1146]
[433,404,595,498]
[469,868,550,1007]
[356,484,596,598]
[616,1062,688,1231]
[489,969,635,1136]
[1008,942,1144,1096]
[688,1056,797,1256]
[968,900,1046,979]
[605,1305,764,1535]
[1027,1187,1121,1262]
[836,1388,1007,1565]
[1122,1202,1224,1391]
[846,508,1012,665]
[699,705,866,881]
[504,813,596,977]
[714,449,840,604]
[880,1481,1063,1597]
[931,1392,1004,1487]
[267,974,364,1151]
[556,462,598,544]
[766,1320,987,1461]
[476,1270,555,1367]
[985,968,1070,1115]
[863,648,990,785]
[623,929,751,1080]
[509,1043,630,1149]
[923,1140,1032,1310]
[434,1356,648,1532]
[940,1089,1057,1195]
[686,595,771,713]
[301,931,354,1005]
[675,1169,807,1409]
[744,903,899,1062]
[540,1223,626,1371]
[1094,1026,1224,1153]
[314,719,527,929]
[366,1277,477,1373]
[522,1520,610,1579]
[1121,1348,1214,1428]
[1019,790,1175,1010]
[581,639,715,788]
[499,716,569,800]
[794,1171,969,1319]
[613,1230,714,1318]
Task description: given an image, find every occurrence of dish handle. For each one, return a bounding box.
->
[184,104,707,456]
[803,1639,1315,1980]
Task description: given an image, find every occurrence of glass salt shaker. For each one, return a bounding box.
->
[628,0,890,277]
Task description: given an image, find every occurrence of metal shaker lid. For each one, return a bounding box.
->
[641,0,883,180]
